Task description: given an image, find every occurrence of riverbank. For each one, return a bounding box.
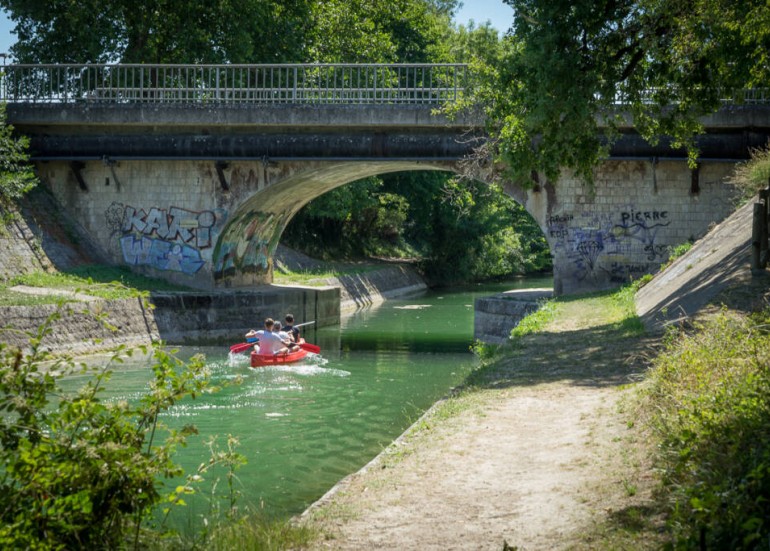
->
[296,199,769,549]
[300,290,661,549]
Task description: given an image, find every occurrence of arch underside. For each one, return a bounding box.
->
[212,161,461,287]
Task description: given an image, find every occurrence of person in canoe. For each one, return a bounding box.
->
[273,321,300,352]
[245,318,292,355]
[283,314,302,344]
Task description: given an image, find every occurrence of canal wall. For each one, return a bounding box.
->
[314,265,427,312]
[474,288,553,344]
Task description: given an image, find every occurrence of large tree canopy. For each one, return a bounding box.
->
[478,0,770,185]
[0,0,458,64]
[0,0,315,63]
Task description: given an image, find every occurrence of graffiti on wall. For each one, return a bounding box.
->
[213,209,291,280]
[613,209,670,261]
[106,202,223,275]
[547,207,671,284]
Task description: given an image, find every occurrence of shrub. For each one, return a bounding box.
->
[729,143,770,203]
[642,311,770,548]
[0,311,212,550]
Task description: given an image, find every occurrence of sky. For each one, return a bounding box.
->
[0,1,513,60]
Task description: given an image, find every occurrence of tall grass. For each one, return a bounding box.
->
[640,310,770,548]
[729,143,770,203]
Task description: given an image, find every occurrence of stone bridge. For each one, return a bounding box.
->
[3,63,770,294]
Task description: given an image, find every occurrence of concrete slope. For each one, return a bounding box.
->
[635,199,765,332]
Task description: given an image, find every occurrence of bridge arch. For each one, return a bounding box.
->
[211,160,538,287]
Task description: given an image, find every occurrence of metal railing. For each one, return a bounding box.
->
[0,63,469,105]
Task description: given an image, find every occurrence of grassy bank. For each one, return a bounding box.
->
[0,265,194,306]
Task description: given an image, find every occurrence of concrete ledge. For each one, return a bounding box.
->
[0,297,159,355]
[150,286,340,343]
[474,288,552,344]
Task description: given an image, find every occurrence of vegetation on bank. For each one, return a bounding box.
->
[639,310,770,549]
[0,265,195,306]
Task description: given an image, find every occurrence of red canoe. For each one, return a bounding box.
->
[250,347,309,367]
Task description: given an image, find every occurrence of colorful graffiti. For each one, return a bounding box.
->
[213,209,291,280]
[106,202,222,275]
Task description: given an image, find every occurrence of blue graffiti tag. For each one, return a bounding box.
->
[120,235,205,274]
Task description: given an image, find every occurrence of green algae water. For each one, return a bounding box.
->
[65,277,550,525]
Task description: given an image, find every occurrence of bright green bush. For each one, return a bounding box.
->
[643,311,770,549]
[0,312,212,550]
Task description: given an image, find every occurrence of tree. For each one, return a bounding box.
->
[0,0,314,63]
[306,0,458,63]
[474,0,770,185]
[0,103,35,207]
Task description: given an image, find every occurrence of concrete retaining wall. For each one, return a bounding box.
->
[150,286,340,343]
[0,297,159,356]
[474,289,553,344]
[315,265,427,312]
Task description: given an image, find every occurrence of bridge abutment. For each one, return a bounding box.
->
[532,159,737,295]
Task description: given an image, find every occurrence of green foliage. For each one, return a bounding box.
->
[1,0,316,63]
[642,311,770,548]
[666,241,693,263]
[307,0,457,63]
[0,312,214,549]
[204,513,317,550]
[730,143,770,203]
[469,0,770,186]
[414,176,550,284]
[0,103,36,207]
[1,0,459,64]
[283,171,551,284]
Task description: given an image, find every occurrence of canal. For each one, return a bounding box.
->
[65,276,551,527]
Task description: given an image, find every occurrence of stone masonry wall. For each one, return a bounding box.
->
[530,160,738,295]
[0,297,159,355]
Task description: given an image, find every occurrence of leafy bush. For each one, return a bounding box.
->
[0,311,212,549]
[0,103,37,209]
[642,311,770,548]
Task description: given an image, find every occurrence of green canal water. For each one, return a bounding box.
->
[64,277,551,526]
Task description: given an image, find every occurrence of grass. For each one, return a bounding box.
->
[198,514,318,551]
[2,265,194,304]
[273,264,378,286]
[634,309,770,549]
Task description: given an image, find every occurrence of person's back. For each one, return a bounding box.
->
[247,318,287,354]
[284,314,301,343]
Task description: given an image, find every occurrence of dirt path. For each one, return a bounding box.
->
[301,299,658,550]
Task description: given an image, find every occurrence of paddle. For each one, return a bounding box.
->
[229,341,255,354]
[299,342,321,353]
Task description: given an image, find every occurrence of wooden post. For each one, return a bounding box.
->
[752,202,763,271]
[761,187,770,268]
[753,184,770,272]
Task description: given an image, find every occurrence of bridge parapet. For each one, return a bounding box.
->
[1,63,469,105]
